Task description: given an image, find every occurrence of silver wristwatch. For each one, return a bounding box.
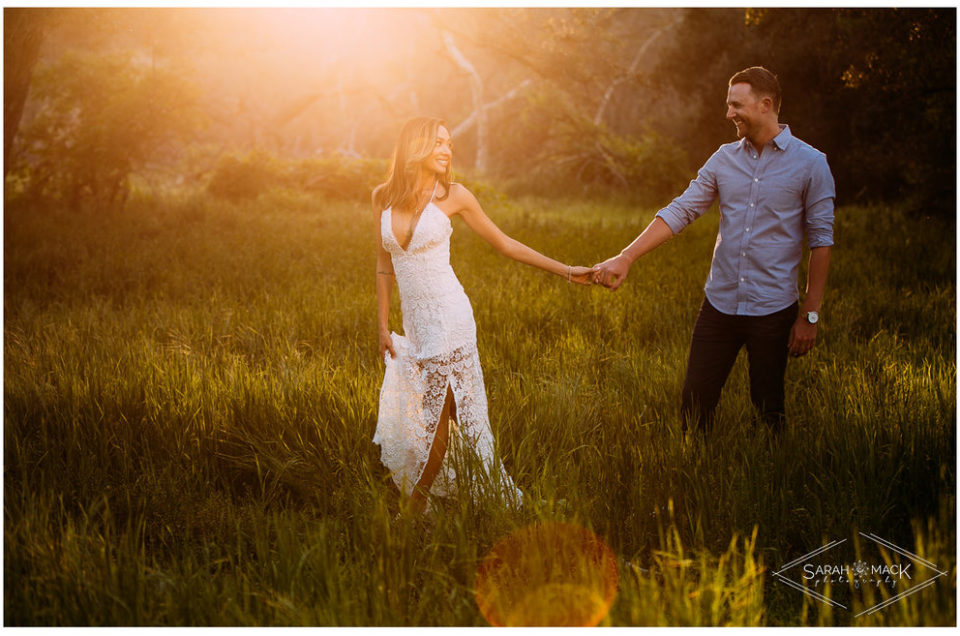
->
[804,311,819,325]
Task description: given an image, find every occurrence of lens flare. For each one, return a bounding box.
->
[475,522,619,626]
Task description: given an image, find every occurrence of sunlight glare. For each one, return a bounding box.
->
[475,522,619,627]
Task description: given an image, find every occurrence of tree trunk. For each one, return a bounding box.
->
[4,9,46,179]
[441,30,488,174]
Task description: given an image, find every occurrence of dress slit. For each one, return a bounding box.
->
[412,378,456,489]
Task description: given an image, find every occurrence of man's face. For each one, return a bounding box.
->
[726,82,764,140]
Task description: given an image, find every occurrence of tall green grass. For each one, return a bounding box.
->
[4,189,955,625]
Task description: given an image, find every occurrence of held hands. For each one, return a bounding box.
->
[564,256,631,289]
[591,254,632,291]
[568,265,596,286]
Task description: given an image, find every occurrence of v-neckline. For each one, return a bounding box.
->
[390,182,438,252]
[391,202,434,253]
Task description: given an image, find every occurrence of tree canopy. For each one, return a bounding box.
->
[5,7,955,213]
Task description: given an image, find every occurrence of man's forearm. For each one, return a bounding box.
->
[801,246,831,312]
[620,217,675,264]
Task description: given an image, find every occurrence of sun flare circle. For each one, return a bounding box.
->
[475,522,619,627]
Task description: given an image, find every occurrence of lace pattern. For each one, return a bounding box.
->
[374,203,521,504]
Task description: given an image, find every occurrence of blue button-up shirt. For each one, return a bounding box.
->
[656,125,835,316]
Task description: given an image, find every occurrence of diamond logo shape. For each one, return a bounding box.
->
[773,532,948,616]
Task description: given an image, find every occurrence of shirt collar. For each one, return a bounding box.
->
[738,124,792,153]
[772,124,792,151]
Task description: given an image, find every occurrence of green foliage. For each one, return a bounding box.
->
[204,151,494,205]
[4,191,955,625]
[206,152,387,203]
[206,152,278,201]
[650,7,956,215]
[13,51,202,209]
[291,156,388,202]
[464,8,691,202]
[10,8,953,212]
[502,93,689,203]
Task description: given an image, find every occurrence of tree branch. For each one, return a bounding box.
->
[451,79,531,138]
[594,28,664,126]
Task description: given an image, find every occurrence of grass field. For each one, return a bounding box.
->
[4,188,955,625]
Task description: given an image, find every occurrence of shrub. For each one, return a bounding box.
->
[294,156,387,202]
[12,51,201,210]
[206,152,279,201]
[206,153,387,203]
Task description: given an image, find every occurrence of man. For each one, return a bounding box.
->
[594,66,835,434]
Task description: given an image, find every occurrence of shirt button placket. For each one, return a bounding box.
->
[738,163,761,312]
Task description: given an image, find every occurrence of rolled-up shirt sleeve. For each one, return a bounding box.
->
[656,151,720,235]
[804,154,835,248]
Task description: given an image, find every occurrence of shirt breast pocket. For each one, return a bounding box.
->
[767,180,805,218]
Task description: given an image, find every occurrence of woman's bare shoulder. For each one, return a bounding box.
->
[446,182,479,206]
[435,182,473,218]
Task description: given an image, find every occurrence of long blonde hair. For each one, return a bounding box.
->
[373,117,452,212]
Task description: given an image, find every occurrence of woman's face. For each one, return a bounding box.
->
[422,125,452,176]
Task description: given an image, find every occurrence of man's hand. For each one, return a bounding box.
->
[788,318,817,356]
[593,254,632,291]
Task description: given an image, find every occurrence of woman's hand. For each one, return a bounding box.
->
[379,331,396,360]
[568,265,597,286]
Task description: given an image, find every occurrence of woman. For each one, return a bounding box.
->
[373,117,593,515]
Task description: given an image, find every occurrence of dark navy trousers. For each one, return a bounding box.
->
[680,298,798,433]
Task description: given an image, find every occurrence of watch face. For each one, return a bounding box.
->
[806,312,819,324]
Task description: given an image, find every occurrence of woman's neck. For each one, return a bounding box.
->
[415,171,438,193]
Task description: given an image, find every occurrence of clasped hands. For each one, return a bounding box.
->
[568,254,632,290]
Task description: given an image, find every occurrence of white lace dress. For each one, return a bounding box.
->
[374,198,522,504]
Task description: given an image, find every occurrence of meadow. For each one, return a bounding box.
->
[4,188,955,626]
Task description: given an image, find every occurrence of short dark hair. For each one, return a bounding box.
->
[729,66,781,113]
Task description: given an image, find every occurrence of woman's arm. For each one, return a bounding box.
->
[449,184,592,284]
[373,196,397,359]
